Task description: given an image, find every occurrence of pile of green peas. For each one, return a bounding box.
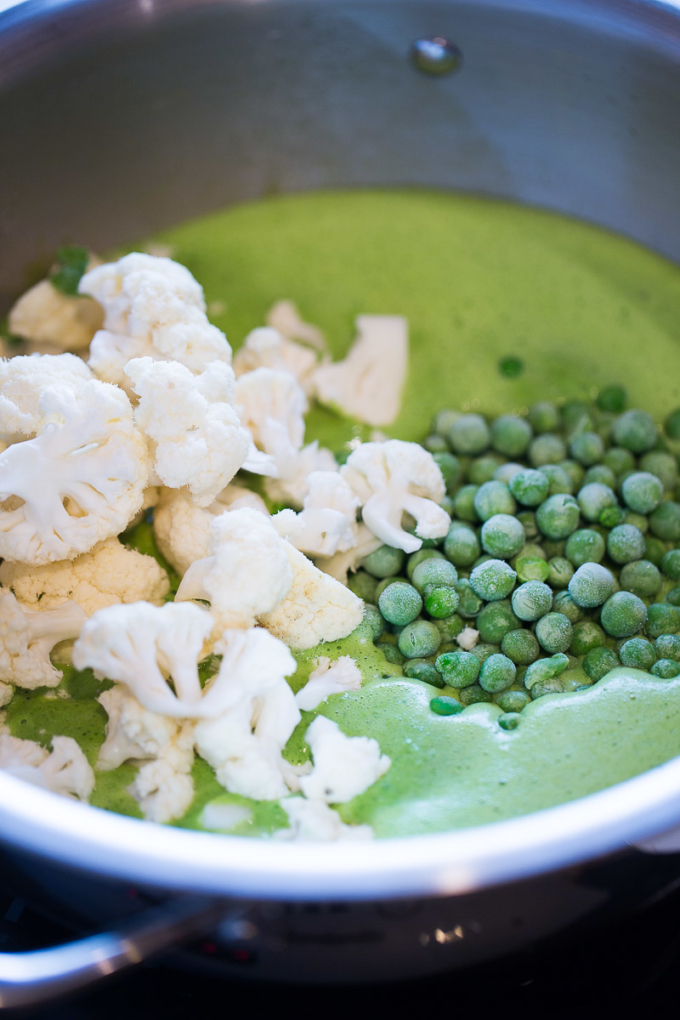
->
[349,388,680,730]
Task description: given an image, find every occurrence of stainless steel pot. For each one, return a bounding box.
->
[2,0,680,1005]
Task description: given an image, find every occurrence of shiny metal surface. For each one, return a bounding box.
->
[1,0,680,992]
[411,36,462,75]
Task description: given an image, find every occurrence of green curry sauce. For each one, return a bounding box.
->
[10,190,680,836]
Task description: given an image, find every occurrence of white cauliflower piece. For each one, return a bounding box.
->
[72,601,215,717]
[315,523,382,583]
[457,627,480,651]
[125,357,250,507]
[0,733,94,800]
[175,508,293,628]
[0,352,92,443]
[300,716,390,804]
[266,300,326,353]
[193,627,298,801]
[233,327,318,394]
[295,656,362,711]
[260,542,364,650]
[0,380,150,564]
[129,756,194,824]
[313,315,408,426]
[277,797,374,841]
[0,590,87,689]
[152,485,267,576]
[272,471,360,557]
[341,440,449,554]
[0,537,169,614]
[80,253,232,388]
[265,441,338,510]
[8,280,104,352]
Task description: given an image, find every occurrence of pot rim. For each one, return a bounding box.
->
[1,751,679,900]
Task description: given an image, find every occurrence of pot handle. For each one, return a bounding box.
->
[0,895,223,1009]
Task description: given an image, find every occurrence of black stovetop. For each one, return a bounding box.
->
[2,875,680,1019]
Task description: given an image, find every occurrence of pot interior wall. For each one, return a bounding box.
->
[0,0,679,308]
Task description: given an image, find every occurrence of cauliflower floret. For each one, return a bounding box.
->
[0,590,87,690]
[0,733,94,801]
[457,626,480,651]
[295,656,362,711]
[341,440,450,554]
[175,508,293,628]
[80,253,232,388]
[0,353,92,443]
[315,523,382,583]
[193,628,299,801]
[8,280,104,352]
[272,471,360,557]
[125,357,250,507]
[233,327,318,394]
[73,601,214,717]
[152,485,268,575]
[300,716,390,804]
[129,756,194,824]
[0,380,150,564]
[260,542,364,650]
[265,441,338,510]
[313,315,408,427]
[266,300,326,353]
[0,537,169,614]
[277,797,374,841]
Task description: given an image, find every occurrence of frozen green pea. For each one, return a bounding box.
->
[619,559,663,598]
[639,451,678,491]
[599,505,626,528]
[619,637,656,671]
[481,514,525,559]
[644,536,668,567]
[363,544,406,579]
[516,511,539,539]
[570,620,606,656]
[375,575,401,600]
[496,688,532,712]
[363,604,384,640]
[565,528,606,567]
[348,571,378,602]
[424,434,450,453]
[524,653,570,689]
[583,646,620,682]
[603,447,636,477]
[476,600,521,644]
[448,414,491,455]
[453,485,480,522]
[600,591,648,638]
[515,556,550,583]
[528,402,559,434]
[501,628,540,666]
[479,653,517,693]
[561,400,595,435]
[535,613,573,653]
[530,677,567,698]
[433,614,465,641]
[559,460,585,491]
[583,464,617,489]
[509,468,550,507]
[498,712,521,730]
[662,549,680,580]
[491,415,533,457]
[435,650,480,687]
[529,433,567,467]
[651,659,680,678]
[378,581,423,626]
[665,407,680,440]
[406,548,445,580]
[459,684,494,706]
[646,602,680,638]
[404,658,444,686]
[433,409,460,436]
[542,539,567,559]
[622,472,663,515]
[552,591,584,624]
[494,462,524,484]
[469,454,506,486]
[455,578,483,618]
[536,493,580,540]
[607,524,646,564]
[622,510,649,534]
[469,559,517,601]
[470,642,501,664]
[432,452,462,493]
[430,696,463,715]
[474,480,516,521]
[548,556,574,589]
[650,502,680,542]
[511,581,552,622]
[666,586,680,607]
[411,557,458,593]
[577,482,617,522]
[444,525,480,567]
[378,642,405,665]
[424,586,460,619]
[570,431,605,466]
[597,385,627,413]
[612,409,658,453]
[539,465,573,496]
[398,620,441,659]
[654,634,680,661]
